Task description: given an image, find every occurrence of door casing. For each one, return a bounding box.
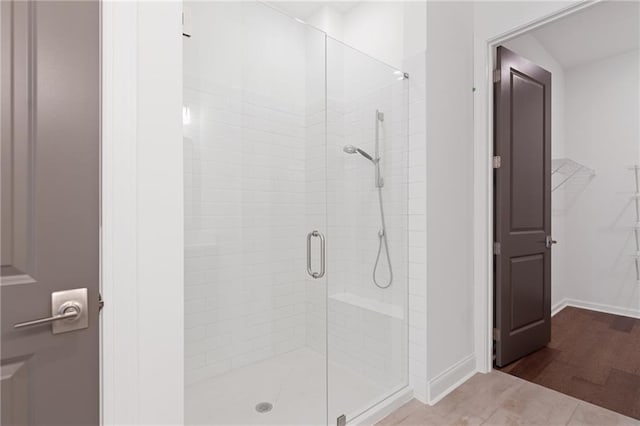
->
[474,0,603,374]
[101,2,184,424]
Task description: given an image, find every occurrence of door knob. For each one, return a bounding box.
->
[13,288,89,334]
[545,236,558,249]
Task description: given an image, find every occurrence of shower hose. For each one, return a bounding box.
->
[373,186,393,289]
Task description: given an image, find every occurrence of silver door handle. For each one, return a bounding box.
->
[545,236,558,249]
[306,230,325,279]
[14,302,81,329]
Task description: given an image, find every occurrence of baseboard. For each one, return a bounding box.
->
[555,298,640,319]
[412,388,427,404]
[427,354,476,405]
[350,386,413,425]
[551,299,568,317]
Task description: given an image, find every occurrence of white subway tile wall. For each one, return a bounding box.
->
[184,84,309,384]
[324,42,410,394]
[404,52,428,402]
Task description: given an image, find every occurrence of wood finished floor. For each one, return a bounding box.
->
[498,307,640,420]
[376,371,639,425]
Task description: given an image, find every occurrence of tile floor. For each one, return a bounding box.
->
[186,347,638,425]
[185,347,396,425]
[377,370,639,425]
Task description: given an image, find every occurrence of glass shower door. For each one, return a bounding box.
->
[183,2,328,424]
[326,37,410,424]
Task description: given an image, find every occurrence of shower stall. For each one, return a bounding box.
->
[183,2,409,424]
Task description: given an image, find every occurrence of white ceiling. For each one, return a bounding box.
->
[270,1,360,20]
[529,1,640,69]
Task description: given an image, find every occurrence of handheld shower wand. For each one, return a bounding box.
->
[342,110,393,289]
[343,145,375,163]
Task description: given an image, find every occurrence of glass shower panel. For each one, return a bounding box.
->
[326,38,410,424]
[183,2,327,424]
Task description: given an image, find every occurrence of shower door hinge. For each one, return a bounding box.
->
[493,69,501,83]
[492,156,502,169]
[337,414,346,426]
[493,242,501,255]
[493,328,500,341]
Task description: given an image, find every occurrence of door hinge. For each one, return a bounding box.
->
[337,414,346,426]
[98,292,104,312]
[492,156,502,169]
[182,11,192,37]
[493,242,501,255]
[493,328,500,341]
[493,69,501,83]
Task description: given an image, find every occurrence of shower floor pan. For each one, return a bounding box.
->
[185,348,392,425]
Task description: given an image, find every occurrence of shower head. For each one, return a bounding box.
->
[343,145,358,154]
[343,145,375,163]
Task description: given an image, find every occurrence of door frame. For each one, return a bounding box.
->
[474,0,601,373]
[101,1,183,424]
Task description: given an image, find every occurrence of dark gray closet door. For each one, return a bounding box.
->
[1,1,100,424]
[494,46,552,367]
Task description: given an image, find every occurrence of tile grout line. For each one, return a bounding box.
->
[566,400,582,425]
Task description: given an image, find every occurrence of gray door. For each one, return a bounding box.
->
[1,1,100,424]
[494,46,552,367]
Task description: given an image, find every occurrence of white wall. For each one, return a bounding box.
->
[563,50,640,316]
[136,3,184,422]
[425,1,475,402]
[307,2,405,70]
[502,34,568,309]
[305,5,344,41]
[342,2,405,69]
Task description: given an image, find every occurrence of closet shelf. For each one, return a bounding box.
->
[552,158,595,192]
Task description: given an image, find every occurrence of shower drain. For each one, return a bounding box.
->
[255,402,273,413]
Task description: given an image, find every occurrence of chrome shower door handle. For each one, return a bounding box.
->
[306,230,325,279]
[317,231,325,278]
[306,231,314,277]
